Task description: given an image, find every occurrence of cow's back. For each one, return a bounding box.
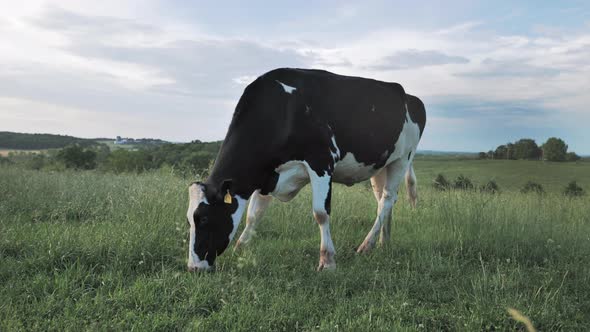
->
[260,68,409,169]
[210,68,420,196]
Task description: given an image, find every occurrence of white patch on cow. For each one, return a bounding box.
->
[384,112,421,165]
[187,182,210,271]
[276,80,296,94]
[228,195,248,242]
[236,191,272,246]
[271,160,310,202]
[330,135,340,161]
[333,152,377,185]
[304,161,331,214]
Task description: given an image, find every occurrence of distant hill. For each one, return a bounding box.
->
[0,132,172,150]
[0,131,97,150]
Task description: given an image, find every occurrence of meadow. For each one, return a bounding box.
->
[1,160,589,331]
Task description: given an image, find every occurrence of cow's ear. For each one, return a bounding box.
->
[220,179,233,193]
[219,179,233,203]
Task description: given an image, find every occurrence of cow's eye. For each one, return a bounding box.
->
[199,216,209,226]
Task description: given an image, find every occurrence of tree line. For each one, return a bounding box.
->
[0,131,97,150]
[478,137,581,162]
[1,140,223,177]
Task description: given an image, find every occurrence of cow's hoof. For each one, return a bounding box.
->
[187,264,214,273]
[356,242,374,254]
[317,262,336,271]
[317,250,336,271]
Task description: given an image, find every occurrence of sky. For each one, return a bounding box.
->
[1,1,589,153]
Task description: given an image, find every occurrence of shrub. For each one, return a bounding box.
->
[566,152,581,162]
[480,180,500,194]
[26,154,47,170]
[433,174,451,191]
[0,155,10,165]
[563,181,585,197]
[521,181,545,194]
[56,145,97,170]
[454,174,474,190]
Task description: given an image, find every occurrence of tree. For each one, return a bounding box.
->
[506,143,516,160]
[513,139,542,160]
[566,152,581,162]
[478,152,488,159]
[494,145,508,159]
[56,145,97,169]
[542,137,568,161]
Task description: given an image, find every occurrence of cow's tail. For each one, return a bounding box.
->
[405,163,418,208]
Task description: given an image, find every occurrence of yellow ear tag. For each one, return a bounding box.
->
[224,191,232,204]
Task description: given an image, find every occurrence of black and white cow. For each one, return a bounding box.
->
[187,68,426,271]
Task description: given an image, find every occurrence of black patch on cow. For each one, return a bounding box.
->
[408,151,412,160]
[406,94,426,138]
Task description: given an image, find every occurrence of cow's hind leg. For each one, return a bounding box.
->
[370,167,386,221]
[234,190,272,250]
[357,158,409,253]
[405,163,418,208]
[305,165,335,271]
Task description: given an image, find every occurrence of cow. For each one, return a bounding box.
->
[186,68,426,271]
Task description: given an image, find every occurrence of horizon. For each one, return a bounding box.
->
[1,1,589,154]
[5,129,589,156]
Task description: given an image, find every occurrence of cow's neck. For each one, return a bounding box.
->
[207,141,276,200]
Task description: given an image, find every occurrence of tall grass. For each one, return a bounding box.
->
[1,166,589,331]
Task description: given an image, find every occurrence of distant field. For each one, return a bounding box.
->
[95,139,140,150]
[414,157,590,192]
[1,161,589,331]
[0,149,44,157]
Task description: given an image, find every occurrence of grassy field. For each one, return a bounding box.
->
[414,157,590,192]
[1,161,589,331]
[95,140,140,151]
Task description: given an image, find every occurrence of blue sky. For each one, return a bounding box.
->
[1,1,589,153]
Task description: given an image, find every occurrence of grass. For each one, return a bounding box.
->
[1,163,589,331]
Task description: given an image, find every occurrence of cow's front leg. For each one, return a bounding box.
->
[235,190,272,250]
[306,165,335,271]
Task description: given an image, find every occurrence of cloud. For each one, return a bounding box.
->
[1,2,589,153]
[458,58,561,78]
[0,6,314,141]
[368,49,469,70]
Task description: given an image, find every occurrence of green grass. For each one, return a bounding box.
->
[1,164,589,331]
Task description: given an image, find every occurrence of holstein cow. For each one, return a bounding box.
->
[187,68,426,271]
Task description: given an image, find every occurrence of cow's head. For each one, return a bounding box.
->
[186,180,243,271]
